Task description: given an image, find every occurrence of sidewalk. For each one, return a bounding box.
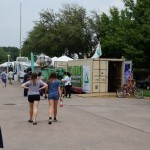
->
[0,81,150,150]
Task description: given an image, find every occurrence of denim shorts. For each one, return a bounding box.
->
[48,92,59,100]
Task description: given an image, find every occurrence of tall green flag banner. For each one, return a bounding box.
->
[31,52,34,73]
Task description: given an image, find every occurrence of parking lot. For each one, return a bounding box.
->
[0,81,150,150]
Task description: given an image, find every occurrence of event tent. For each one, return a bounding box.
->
[51,56,58,66]
[55,55,73,62]
[0,62,14,67]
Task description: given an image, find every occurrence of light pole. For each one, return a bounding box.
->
[7,55,10,73]
[19,3,22,56]
[7,54,10,62]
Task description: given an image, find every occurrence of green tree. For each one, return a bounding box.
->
[22,4,94,59]
[0,47,19,63]
[0,48,7,63]
[21,1,149,68]
[132,0,150,68]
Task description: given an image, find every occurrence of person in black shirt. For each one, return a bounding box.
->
[23,70,30,97]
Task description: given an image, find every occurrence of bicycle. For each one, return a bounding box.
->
[116,84,143,99]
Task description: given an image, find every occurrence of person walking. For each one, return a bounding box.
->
[62,72,72,98]
[21,72,48,125]
[45,72,62,124]
[23,70,30,97]
[1,70,7,88]
[8,70,13,85]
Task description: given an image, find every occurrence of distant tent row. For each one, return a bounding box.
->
[0,62,14,67]
[0,55,73,68]
[51,55,73,66]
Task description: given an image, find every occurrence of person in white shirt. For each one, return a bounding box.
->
[62,72,72,98]
[8,70,13,85]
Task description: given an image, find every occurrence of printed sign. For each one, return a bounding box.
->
[82,65,91,93]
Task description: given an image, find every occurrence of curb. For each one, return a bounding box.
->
[144,97,150,100]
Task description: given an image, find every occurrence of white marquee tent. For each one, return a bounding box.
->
[51,56,58,66]
[0,62,14,67]
[55,55,73,62]
[50,55,73,66]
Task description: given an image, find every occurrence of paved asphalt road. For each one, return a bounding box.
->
[0,81,150,150]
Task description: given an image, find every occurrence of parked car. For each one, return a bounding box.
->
[136,75,150,89]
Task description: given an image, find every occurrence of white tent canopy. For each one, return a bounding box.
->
[0,62,14,67]
[51,56,58,66]
[55,55,73,62]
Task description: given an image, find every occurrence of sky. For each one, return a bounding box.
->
[0,0,125,48]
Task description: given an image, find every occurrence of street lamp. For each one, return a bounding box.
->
[7,54,10,73]
[7,54,10,62]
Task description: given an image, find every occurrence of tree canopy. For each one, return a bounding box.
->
[0,47,19,63]
[1,0,149,68]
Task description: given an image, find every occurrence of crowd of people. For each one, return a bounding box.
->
[21,70,72,125]
[0,68,72,125]
[0,69,14,87]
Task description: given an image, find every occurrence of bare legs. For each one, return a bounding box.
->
[33,101,39,123]
[29,102,33,121]
[61,86,66,98]
[28,101,39,124]
[48,100,58,124]
[54,101,58,118]
[48,100,54,118]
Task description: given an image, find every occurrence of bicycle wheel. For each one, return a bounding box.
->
[116,88,126,98]
[134,88,143,99]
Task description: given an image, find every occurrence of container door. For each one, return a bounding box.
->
[99,60,108,92]
[92,60,108,93]
[92,60,100,92]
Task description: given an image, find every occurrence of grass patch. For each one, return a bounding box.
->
[142,89,150,97]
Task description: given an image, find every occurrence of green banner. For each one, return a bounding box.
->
[31,52,34,73]
[68,66,82,87]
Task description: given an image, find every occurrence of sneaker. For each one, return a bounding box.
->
[33,122,37,125]
[48,119,52,124]
[126,93,130,95]
[28,120,33,123]
[54,118,57,122]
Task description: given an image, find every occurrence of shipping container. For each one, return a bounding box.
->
[68,58,124,93]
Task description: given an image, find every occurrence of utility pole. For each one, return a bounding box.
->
[19,3,22,56]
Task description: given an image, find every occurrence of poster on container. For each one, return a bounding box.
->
[69,66,82,87]
[124,61,132,84]
[82,65,91,93]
